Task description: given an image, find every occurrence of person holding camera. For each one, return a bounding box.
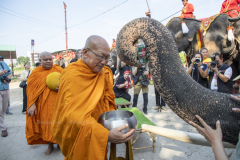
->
[0,56,12,137]
[20,62,31,114]
[187,53,208,87]
[202,53,233,93]
[113,70,132,102]
[132,65,149,115]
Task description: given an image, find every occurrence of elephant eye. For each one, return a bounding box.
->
[216,36,223,42]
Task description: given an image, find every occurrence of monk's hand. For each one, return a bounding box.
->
[108,124,135,144]
[27,103,37,118]
[189,115,222,146]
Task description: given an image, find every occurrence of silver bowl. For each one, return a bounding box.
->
[98,110,137,134]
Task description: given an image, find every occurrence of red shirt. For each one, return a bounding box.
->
[220,0,240,17]
[112,41,116,48]
[180,3,194,18]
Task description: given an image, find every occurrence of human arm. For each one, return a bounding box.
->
[108,124,135,144]
[211,66,231,83]
[187,58,195,75]
[201,63,211,78]
[27,102,37,118]
[0,70,8,76]
[189,115,229,160]
[186,3,194,13]
[132,67,138,76]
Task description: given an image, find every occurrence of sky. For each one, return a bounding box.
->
[0,0,223,65]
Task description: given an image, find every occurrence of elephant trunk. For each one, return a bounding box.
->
[116,17,240,145]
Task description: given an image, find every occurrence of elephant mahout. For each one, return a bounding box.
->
[166,14,240,79]
[116,17,240,145]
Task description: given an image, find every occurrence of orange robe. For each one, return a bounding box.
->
[220,0,240,18]
[51,59,116,160]
[180,3,194,18]
[25,65,63,145]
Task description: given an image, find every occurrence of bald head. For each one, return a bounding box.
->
[39,51,53,70]
[84,35,109,50]
[82,35,110,73]
[40,52,52,59]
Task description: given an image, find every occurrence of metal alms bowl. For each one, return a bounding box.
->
[98,110,137,134]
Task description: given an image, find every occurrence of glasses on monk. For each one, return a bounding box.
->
[86,48,110,62]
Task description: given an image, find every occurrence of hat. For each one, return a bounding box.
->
[0,56,3,59]
[124,70,130,75]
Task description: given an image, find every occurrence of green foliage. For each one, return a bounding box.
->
[32,63,36,67]
[17,56,30,65]
[14,68,25,71]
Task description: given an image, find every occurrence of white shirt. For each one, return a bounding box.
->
[20,70,32,84]
[209,67,232,91]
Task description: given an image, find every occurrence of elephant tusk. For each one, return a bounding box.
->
[141,124,236,148]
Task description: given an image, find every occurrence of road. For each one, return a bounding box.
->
[0,82,236,160]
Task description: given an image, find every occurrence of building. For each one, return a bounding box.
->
[27,51,42,65]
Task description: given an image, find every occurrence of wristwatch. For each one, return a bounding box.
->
[216,72,220,76]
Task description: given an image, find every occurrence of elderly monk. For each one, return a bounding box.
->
[51,35,135,160]
[25,52,63,155]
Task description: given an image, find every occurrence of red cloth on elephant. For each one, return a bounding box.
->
[220,0,240,18]
[180,3,194,19]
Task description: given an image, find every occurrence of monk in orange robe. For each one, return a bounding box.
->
[220,0,240,18]
[180,0,194,18]
[51,35,135,160]
[26,52,63,155]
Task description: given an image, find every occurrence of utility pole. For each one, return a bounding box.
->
[63,2,68,56]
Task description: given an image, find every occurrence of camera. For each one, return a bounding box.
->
[0,70,11,83]
[195,58,201,65]
[210,54,217,68]
[0,75,11,83]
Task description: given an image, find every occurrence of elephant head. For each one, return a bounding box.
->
[116,17,240,145]
[228,16,240,43]
[166,17,202,57]
[203,14,236,56]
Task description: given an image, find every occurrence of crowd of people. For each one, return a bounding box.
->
[186,47,235,94]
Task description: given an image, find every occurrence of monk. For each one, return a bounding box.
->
[25,52,63,155]
[51,35,135,160]
[220,0,240,18]
[180,0,194,19]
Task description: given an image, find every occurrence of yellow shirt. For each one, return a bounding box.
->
[203,58,212,63]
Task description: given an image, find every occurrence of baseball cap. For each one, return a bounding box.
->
[0,56,3,59]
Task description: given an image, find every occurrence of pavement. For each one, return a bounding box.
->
[0,82,236,160]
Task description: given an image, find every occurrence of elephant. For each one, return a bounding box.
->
[166,15,240,79]
[116,17,240,145]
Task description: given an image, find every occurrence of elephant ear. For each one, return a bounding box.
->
[183,18,202,42]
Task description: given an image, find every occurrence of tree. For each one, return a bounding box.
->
[17,56,30,65]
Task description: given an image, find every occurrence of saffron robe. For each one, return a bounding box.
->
[180,3,194,18]
[220,0,240,18]
[51,59,116,160]
[25,65,63,145]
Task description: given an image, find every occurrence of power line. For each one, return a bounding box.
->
[0,6,63,27]
[0,9,63,28]
[13,0,128,47]
[160,10,181,22]
[68,0,128,29]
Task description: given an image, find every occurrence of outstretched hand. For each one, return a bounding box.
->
[108,124,135,144]
[189,115,222,146]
